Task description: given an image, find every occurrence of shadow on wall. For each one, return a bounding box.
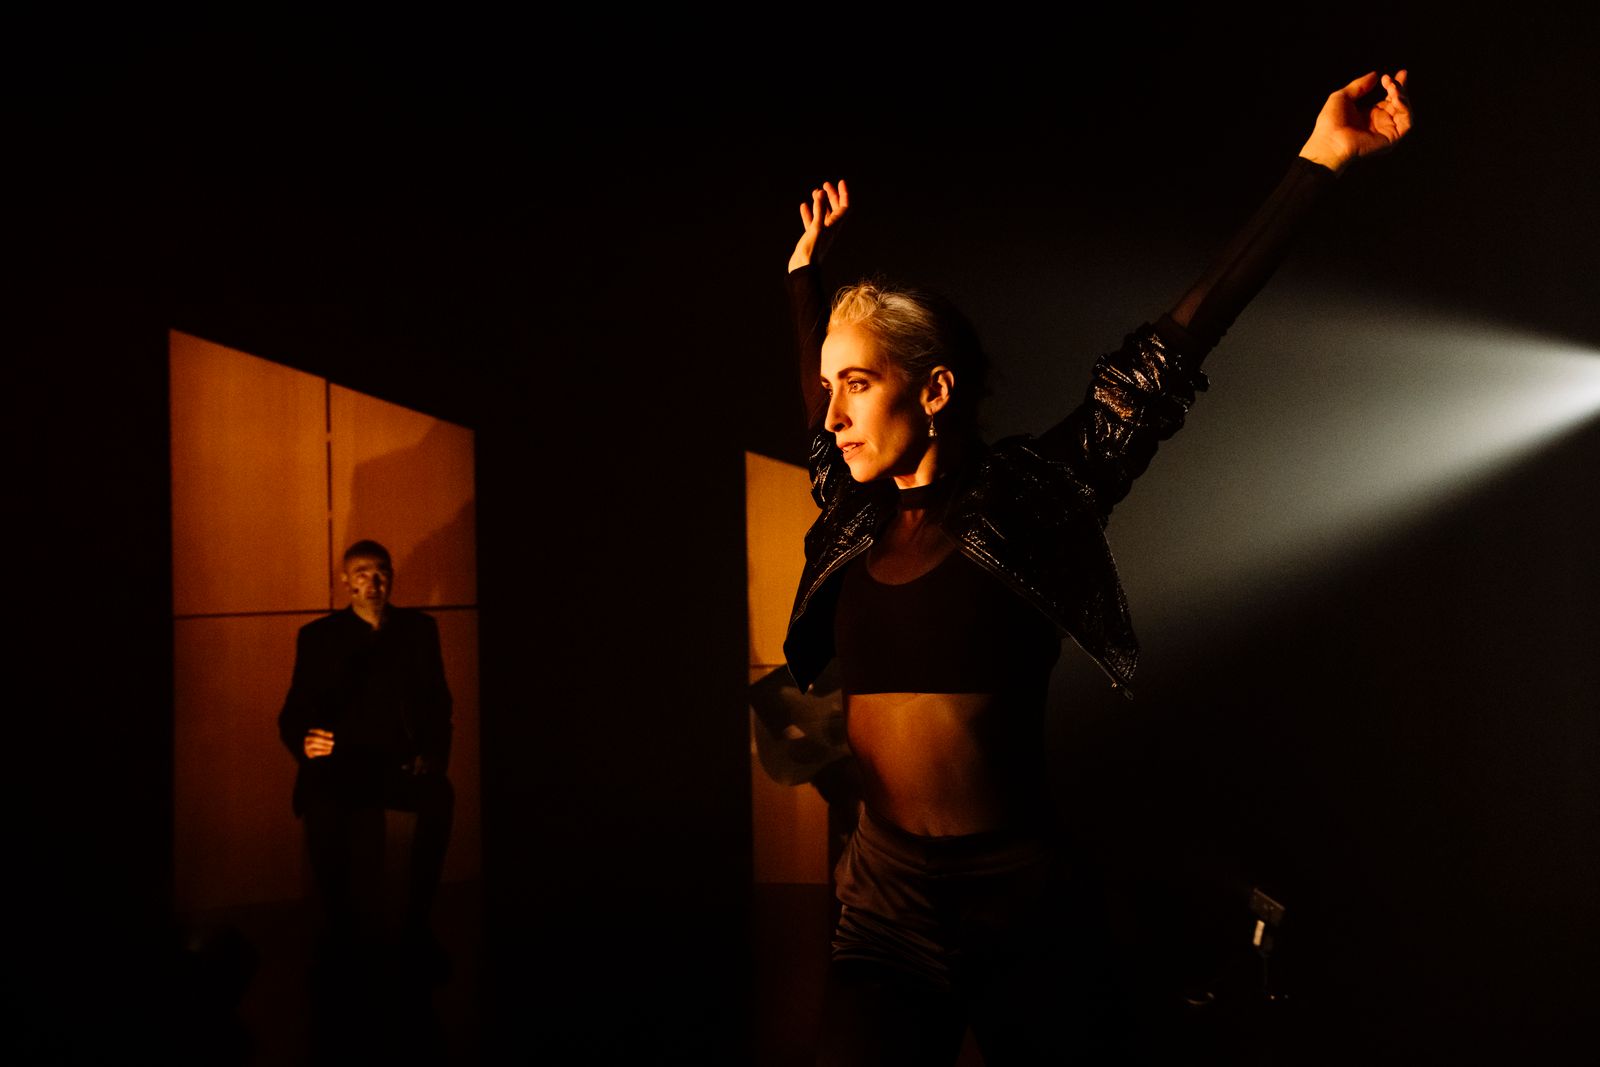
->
[352,457,476,610]
[336,394,478,609]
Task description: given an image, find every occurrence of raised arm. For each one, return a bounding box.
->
[1162,70,1412,356]
[1036,71,1413,514]
[786,180,849,432]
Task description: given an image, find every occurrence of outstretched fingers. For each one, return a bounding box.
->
[1339,70,1381,100]
[1377,70,1413,144]
[800,187,825,231]
[1300,68,1413,171]
[790,178,849,270]
[825,180,851,223]
[821,179,849,227]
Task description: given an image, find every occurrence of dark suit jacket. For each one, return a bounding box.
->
[278,606,452,815]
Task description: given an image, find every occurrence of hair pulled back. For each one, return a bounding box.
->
[830,280,989,436]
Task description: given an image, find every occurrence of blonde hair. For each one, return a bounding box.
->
[830,280,989,434]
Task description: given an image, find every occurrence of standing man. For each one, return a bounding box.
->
[279,540,454,972]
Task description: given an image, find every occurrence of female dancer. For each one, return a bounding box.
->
[781,71,1411,1064]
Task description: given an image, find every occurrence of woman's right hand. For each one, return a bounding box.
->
[789,179,848,273]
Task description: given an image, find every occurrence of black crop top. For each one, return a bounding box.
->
[834,544,1061,696]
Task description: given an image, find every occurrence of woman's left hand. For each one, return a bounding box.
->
[790,180,849,272]
[1299,70,1412,173]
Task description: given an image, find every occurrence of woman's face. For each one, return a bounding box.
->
[820,323,928,484]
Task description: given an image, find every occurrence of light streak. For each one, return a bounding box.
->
[1102,292,1600,632]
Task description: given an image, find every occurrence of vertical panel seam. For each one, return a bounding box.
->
[326,379,333,612]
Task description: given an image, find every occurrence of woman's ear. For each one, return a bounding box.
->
[924,366,955,415]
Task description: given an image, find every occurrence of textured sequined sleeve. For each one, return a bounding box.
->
[1034,325,1209,515]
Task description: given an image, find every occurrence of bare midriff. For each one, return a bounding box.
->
[839,504,1054,836]
[846,690,1049,836]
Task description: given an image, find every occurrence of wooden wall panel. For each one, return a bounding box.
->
[329,385,477,608]
[174,614,315,911]
[172,335,482,913]
[745,452,816,671]
[169,331,329,616]
[745,452,830,885]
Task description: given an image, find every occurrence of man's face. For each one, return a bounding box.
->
[343,554,393,611]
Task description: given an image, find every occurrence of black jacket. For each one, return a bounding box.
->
[782,303,1206,698]
[780,159,1335,699]
[278,605,453,814]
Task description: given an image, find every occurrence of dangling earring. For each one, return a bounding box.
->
[927,418,938,440]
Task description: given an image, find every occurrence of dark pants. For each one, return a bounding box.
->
[817,804,1126,1066]
[301,752,454,942]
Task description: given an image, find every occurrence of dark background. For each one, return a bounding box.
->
[9,12,1598,1064]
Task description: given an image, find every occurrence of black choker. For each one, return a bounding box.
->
[895,479,947,510]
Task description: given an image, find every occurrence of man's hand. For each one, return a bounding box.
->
[1299,70,1412,174]
[789,179,849,272]
[303,728,335,759]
